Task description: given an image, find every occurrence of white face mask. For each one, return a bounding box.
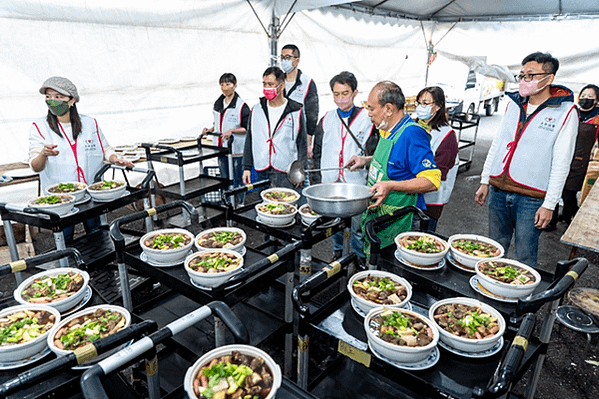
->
[281,60,294,73]
[376,120,388,131]
[416,104,435,121]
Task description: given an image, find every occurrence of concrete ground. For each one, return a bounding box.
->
[1,100,598,398]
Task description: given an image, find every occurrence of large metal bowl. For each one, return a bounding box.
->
[302,183,371,217]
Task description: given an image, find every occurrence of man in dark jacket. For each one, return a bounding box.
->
[280,44,319,159]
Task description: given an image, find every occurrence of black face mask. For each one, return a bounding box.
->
[579,98,596,110]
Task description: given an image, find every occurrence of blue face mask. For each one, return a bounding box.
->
[416,104,435,121]
[281,59,294,73]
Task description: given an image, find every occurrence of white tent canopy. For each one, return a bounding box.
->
[1,0,599,165]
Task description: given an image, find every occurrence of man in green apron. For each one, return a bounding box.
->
[346,81,441,256]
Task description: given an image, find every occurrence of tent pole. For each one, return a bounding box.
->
[270,11,279,66]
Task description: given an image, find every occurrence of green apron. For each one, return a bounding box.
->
[361,120,419,256]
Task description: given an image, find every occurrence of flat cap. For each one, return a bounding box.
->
[39,76,79,103]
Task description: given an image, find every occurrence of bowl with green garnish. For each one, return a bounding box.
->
[87,180,127,201]
[140,228,195,265]
[476,258,540,298]
[28,194,75,216]
[46,181,87,201]
[195,227,246,254]
[395,232,449,266]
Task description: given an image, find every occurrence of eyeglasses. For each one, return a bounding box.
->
[515,73,550,82]
[280,55,297,61]
[415,101,435,106]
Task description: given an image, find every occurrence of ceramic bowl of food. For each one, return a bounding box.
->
[255,202,297,226]
[0,304,60,362]
[395,232,449,266]
[185,249,244,288]
[364,307,438,363]
[184,344,282,399]
[45,182,87,201]
[348,270,412,315]
[429,297,505,353]
[448,234,504,270]
[87,180,127,202]
[28,194,75,216]
[475,258,541,299]
[260,188,300,205]
[195,227,246,254]
[47,305,130,358]
[14,268,90,313]
[298,204,321,226]
[140,228,194,265]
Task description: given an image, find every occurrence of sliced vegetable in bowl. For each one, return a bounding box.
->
[188,251,242,273]
[88,180,125,191]
[448,234,504,270]
[87,180,127,201]
[14,267,90,313]
[260,188,299,204]
[28,194,75,215]
[140,228,195,265]
[395,232,449,266]
[428,297,505,353]
[195,227,246,253]
[475,258,541,299]
[46,182,87,201]
[348,270,412,315]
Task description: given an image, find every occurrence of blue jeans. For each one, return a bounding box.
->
[488,186,543,267]
[219,156,245,203]
[62,216,101,243]
[331,213,365,258]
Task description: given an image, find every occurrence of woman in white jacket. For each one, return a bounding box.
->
[29,76,133,242]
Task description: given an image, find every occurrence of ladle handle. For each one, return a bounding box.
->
[305,167,347,172]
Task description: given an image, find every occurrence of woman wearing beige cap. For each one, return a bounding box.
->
[28,76,134,242]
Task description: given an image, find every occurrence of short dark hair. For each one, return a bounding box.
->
[219,73,237,85]
[373,81,405,110]
[263,66,286,84]
[329,71,358,92]
[579,84,599,101]
[417,86,449,131]
[282,44,300,58]
[522,52,559,75]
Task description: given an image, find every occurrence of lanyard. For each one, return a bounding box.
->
[59,123,87,184]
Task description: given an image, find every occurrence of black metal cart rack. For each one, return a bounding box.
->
[110,200,303,370]
[293,247,588,399]
[0,165,154,279]
[223,181,350,281]
[450,112,480,171]
[141,139,231,226]
[79,300,319,399]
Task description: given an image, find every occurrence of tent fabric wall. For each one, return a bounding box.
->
[2,1,599,166]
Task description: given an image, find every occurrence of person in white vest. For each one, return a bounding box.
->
[242,66,307,190]
[414,86,459,233]
[281,44,319,159]
[475,52,579,267]
[312,71,377,261]
[201,73,251,204]
[29,76,134,242]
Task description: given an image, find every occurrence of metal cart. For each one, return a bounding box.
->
[450,112,481,171]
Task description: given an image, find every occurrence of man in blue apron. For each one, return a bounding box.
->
[346,81,441,256]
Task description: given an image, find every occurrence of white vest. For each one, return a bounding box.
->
[488,99,577,192]
[250,103,302,172]
[212,97,247,155]
[31,115,107,190]
[286,72,312,105]
[423,125,459,205]
[319,108,372,184]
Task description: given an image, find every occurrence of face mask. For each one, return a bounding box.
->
[579,98,595,110]
[46,99,70,116]
[518,75,550,97]
[376,120,388,131]
[416,104,435,121]
[280,60,294,73]
[334,96,353,111]
[263,87,278,101]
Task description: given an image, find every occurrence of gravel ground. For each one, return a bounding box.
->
[1,105,598,398]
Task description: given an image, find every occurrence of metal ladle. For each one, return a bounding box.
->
[287,160,352,185]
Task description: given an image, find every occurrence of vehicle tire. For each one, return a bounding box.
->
[485,102,494,116]
[466,104,476,121]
